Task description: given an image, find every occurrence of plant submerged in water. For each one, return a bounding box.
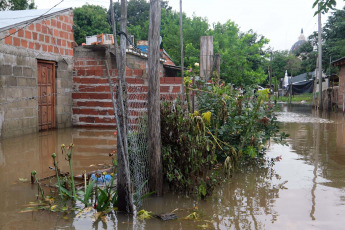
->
[161,98,217,197]
[61,143,76,199]
[160,80,288,198]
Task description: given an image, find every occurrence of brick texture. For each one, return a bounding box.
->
[73,49,182,127]
[4,11,74,57]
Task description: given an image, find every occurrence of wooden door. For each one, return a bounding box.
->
[38,61,56,131]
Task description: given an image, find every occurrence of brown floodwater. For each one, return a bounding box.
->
[1,103,345,229]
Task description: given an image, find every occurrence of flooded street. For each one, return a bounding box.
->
[1,103,345,229]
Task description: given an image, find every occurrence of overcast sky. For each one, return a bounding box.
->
[35,0,345,51]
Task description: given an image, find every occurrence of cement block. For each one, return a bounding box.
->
[1,65,13,76]
[57,106,63,115]
[27,78,36,87]
[6,119,22,130]
[29,117,38,127]
[7,88,22,99]
[24,108,34,117]
[23,67,33,77]
[11,109,24,118]
[16,56,26,66]
[23,88,33,98]
[58,61,68,70]
[22,118,31,128]
[5,76,17,86]
[27,99,37,107]
[13,66,23,76]
[56,79,62,88]
[17,77,27,86]
[0,76,6,87]
[3,54,15,65]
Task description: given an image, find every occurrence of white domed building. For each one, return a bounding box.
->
[290,29,307,54]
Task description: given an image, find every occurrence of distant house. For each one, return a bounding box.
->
[282,71,327,95]
[0,8,74,139]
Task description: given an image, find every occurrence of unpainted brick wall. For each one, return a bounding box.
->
[73,46,182,127]
[4,12,74,57]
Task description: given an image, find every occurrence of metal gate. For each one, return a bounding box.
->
[38,61,56,131]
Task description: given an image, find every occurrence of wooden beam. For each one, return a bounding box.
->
[148,0,163,196]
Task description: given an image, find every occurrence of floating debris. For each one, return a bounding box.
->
[184,212,199,220]
[137,210,153,220]
[156,213,178,221]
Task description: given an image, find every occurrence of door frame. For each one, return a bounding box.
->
[37,60,56,131]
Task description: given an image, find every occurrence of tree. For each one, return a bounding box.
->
[298,6,345,75]
[0,0,36,10]
[210,21,269,86]
[285,54,302,77]
[313,0,337,14]
[109,0,170,44]
[271,50,290,80]
[73,5,111,45]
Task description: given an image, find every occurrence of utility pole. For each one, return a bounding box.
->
[318,4,323,110]
[148,0,163,196]
[269,51,272,87]
[269,51,273,100]
[179,0,185,103]
[290,70,293,104]
[109,0,133,213]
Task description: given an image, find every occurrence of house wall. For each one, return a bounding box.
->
[338,66,345,108]
[0,10,74,140]
[73,46,182,127]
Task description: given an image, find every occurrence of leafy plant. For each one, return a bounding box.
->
[161,98,217,195]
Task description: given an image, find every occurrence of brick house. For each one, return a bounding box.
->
[73,43,182,127]
[0,8,74,139]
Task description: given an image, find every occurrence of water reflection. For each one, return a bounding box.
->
[0,128,114,230]
[2,105,345,229]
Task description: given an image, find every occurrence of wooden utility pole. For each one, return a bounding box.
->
[290,70,293,104]
[179,0,185,103]
[318,5,323,110]
[200,36,213,81]
[215,54,221,84]
[269,51,273,87]
[148,0,163,196]
[109,0,133,213]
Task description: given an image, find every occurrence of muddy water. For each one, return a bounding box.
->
[1,103,345,229]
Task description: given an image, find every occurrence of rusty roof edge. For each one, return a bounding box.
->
[332,57,345,66]
[0,8,73,32]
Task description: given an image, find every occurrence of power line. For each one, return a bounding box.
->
[0,0,65,42]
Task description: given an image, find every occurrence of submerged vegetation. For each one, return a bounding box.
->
[160,72,289,199]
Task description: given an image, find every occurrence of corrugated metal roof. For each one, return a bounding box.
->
[0,8,71,31]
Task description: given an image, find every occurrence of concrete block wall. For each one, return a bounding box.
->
[73,46,182,127]
[0,9,74,139]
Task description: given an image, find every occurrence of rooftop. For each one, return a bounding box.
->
[0,8,71,32]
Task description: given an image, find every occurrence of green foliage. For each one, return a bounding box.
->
[277,93,313,104]
[161,99,216,194]
[294,6,345,76]
[197,82,288,162]
[313,0,337,15]
[77,179,96,207]
[73,5,111,45]
[0,0,36,11]
[210,22,269,86]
